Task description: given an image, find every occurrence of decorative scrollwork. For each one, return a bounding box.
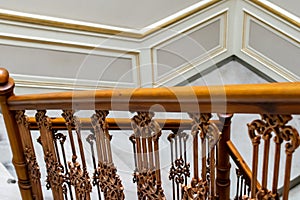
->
[44,151,65,190]
[248,114,299,153]
[94,162,125,200]
[54,132,66,144]
[131,112,161,139]
[15,110,29,127]
[61,110,75,126]
[134,170,165,200]
[91,110,112,140]
[131,111,166,200]
[169,157,190,184]
[132,111,154,128]
[182,179,208,200]
[248,114,300,199]
[68,161,92,199]
[24,147,41,183]
[91,110,109,130]
[189,113,212,139]
[35,110,52,130]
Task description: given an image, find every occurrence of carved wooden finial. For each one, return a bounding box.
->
[0,68,9,85]
[0,67,15,97]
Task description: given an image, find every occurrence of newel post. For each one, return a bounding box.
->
[0,68,33,199]
[216,113,233,200]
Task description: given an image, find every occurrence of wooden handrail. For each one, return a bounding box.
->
[6,82,300,114]
[0,67,299,114]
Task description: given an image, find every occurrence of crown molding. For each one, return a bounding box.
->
[249,0,300,28]
[0,0,222,39]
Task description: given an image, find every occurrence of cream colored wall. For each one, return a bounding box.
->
[0,0,298,94]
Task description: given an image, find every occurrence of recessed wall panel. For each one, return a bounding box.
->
[247,19,300,77]
[156,20,220,77]
[0,44,137,88]
[152,11,227,86]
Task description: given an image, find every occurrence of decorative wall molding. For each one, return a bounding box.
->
[151,10,228,87]
[0,0,222,39]
[0,0,298,92]
[0,35,141,89]
[248,0,300,28]
[241,11,300,81]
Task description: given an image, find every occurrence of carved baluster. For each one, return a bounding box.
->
[15,110,43,200]
[280,119,299,200]
[168,130,190,200]
[248,119,262,199]
[272,135,282,196]
[54,132,71,199]
[61,110,77,200]
[62,110,92,200]
[183,113,220,200]
[35,110,64,199]
[86,133,102,199]
[131,111,165,200]
[91,110,125,200]
[73,115,92,200]
[248,114,300,200]
[62,110,77,163]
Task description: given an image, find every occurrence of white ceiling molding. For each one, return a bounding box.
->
[0,0,222,39]
[248,0,300,28]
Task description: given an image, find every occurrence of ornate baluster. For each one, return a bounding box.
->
[183,113,220,200]
[35,110,64,199]
[54,132,71,199]
[62,110,92,200]
[91,110,125,200]
[15,110,43,200]
[86,133,102,199]
[130,111,165,200]
[248,114,300,200]
[168,130,190,200]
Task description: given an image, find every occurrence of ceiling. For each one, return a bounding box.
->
[0,0,203,29]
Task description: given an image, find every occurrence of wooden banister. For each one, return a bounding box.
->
[6,82,300,114]
[1,67,300,200]
[0,68,33,199]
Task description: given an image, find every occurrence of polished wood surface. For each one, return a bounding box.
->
[7,82,300,114]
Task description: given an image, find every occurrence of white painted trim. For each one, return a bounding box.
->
[12,73,137,90]
[241,11,300,81]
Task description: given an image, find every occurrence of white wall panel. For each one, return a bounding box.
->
[152,11,227,86]
[0,44,140,89]
[241,11,300,81]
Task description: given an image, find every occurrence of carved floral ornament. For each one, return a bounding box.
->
[68,161,92,199]
[24,147,41,183]
[94,162,125,200]
[44,151,65,191]
[248,114,300,153]
[15,110,29,127]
